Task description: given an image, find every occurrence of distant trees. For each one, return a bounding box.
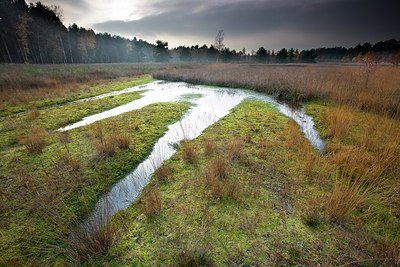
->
[276,48,288,63]
[0,0,400,64]
[16,14,30,63]
[255,47,267,63]
[154,40,170,62]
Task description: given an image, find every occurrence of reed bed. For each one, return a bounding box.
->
[154,63,400,119]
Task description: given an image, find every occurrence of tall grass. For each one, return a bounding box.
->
[0,63,186,107]
[154,64,400,118]
[324,169,371,224]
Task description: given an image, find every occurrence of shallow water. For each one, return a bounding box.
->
[61,81,325,228]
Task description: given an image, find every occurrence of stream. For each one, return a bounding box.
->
[58,81,325,229]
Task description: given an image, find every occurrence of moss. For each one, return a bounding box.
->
[103,100,362,265]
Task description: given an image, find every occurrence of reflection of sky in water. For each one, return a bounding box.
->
[65,81,325,229]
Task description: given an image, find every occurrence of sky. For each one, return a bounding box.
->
[34,0,400,51]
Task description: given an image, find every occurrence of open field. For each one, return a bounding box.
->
[0,63,399,265]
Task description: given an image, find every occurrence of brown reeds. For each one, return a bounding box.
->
[324,169,370,223]
[113,133,131,149]
[153,64,400,119]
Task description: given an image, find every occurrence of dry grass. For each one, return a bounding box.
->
[286,120,303,148]
[227,138,244,160]
[181,142,198,164]
[19,127,49,153]
[324,169,370,224]
[154,165,172,182]
[113,133,131,149]
[326,107,351,139]
[27,106,40,120]
[140,189,162,217]
[154,64,400,118]
[206,158,230,180]
[94,142,116,161]
[67,217,117,264]
[203,138,216,156]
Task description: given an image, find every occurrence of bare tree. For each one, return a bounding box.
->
[214,30,224,52]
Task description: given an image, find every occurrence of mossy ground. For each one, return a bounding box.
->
[100,100,399,266]
[92,101,346,265]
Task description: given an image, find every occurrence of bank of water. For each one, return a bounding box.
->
[58,81,324,227]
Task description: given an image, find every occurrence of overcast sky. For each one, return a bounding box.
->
[34,0,400,51]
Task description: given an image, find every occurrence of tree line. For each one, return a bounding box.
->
[1,0,399,65]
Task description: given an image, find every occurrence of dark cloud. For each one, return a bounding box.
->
[93,0,400,49]
[35,0,90,10]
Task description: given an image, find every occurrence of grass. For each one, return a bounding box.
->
[153,63,400,118]
[0,89,144,150]
[97,99,400,265]
[0,72,154,117]
[1,63,399,265]
[98,101,343,265]
[19,127,49,153]
[0,96,190,265]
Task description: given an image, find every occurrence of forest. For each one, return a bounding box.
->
[1,0,400,65]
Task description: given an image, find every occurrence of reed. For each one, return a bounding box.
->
[154,64,400,118]
[324,169,370,223]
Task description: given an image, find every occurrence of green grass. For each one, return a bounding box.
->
[0,90,144,150]
[0,74,154,116]
[0,100,190,265]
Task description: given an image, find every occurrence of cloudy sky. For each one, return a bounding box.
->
[34,0,399,51]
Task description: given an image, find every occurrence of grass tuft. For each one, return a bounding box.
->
[19,127,49,153]
[182,142,198,164]
[324,169,370,224]
[140,189,162,217]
